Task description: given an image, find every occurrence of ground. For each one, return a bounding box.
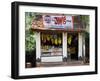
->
[36,61,89,67]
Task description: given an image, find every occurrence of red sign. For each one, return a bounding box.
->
[54,16,66,25]
[43,15,74,29]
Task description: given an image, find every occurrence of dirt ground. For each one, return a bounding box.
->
[36,61,89,67]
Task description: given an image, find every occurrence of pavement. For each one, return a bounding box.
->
[36,61,89,67]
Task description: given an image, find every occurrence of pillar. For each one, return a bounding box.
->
[35,32,41,62]
[83,34,86,63]
[62,32,67,61]
[78,33,83,60]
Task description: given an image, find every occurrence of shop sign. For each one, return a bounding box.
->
[43,15,74,29]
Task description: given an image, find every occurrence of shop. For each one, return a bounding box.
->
[32,14,86,62]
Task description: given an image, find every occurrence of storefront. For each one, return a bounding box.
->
[32,14,86,62]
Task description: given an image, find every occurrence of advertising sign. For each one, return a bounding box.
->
[43,15,74,29]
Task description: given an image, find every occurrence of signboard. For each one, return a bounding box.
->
[43,15,74,29]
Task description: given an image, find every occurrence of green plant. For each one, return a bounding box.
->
[25,12,36,51]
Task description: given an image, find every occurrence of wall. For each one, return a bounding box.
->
[0,0,99,81]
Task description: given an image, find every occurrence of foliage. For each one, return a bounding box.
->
[82,15,89,24]
[80,15,90,27]
[25,12,36,51]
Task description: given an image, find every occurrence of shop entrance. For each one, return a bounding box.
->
[67,33,78,60]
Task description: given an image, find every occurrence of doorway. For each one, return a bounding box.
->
[67,33,78,60]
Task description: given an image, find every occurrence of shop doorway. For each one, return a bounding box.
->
[67,33,78,60]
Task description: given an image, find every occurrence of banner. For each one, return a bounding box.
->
[43,15,74,29]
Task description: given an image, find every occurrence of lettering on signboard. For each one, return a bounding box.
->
[53,16,66,25]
